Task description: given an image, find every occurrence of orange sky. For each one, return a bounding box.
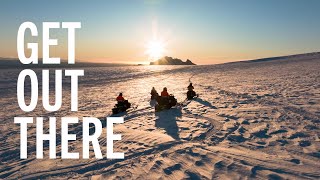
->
[1,1,320,65]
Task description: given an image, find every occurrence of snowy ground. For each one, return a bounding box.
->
[0,53,320,179]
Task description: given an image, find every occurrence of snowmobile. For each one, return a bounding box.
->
[155,95,177,112]
[187,90,197,100]
[112,100,131,114]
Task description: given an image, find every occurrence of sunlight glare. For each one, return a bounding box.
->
[145,39,166,61]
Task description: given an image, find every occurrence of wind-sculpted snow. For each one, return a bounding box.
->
[0,56,319,179]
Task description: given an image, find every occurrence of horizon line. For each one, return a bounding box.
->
[0,51,319,66]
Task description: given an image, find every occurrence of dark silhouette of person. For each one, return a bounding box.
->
[188,83,194,91]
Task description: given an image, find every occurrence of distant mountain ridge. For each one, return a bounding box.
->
[150,56,196,65]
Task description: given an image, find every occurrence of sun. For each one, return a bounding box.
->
[145,39,166,61]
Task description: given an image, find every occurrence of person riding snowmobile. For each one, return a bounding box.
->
[116,93,125,102]
[161,87,169,97]
[155,87,177,112]
[188,83,194,91]
[113,93,131,114]
[187,83,196,100]
[151,87,159,100]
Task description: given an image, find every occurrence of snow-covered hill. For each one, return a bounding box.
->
[0,53,319,179]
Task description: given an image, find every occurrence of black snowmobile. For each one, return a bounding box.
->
[187,90,197,100]
[112,100,131,114]
[155,95,177,112]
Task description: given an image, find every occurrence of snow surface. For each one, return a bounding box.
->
[0,53,320,179]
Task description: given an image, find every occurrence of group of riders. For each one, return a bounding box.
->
[112,83,197,114]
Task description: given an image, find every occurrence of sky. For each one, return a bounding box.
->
[0,0,320,64]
